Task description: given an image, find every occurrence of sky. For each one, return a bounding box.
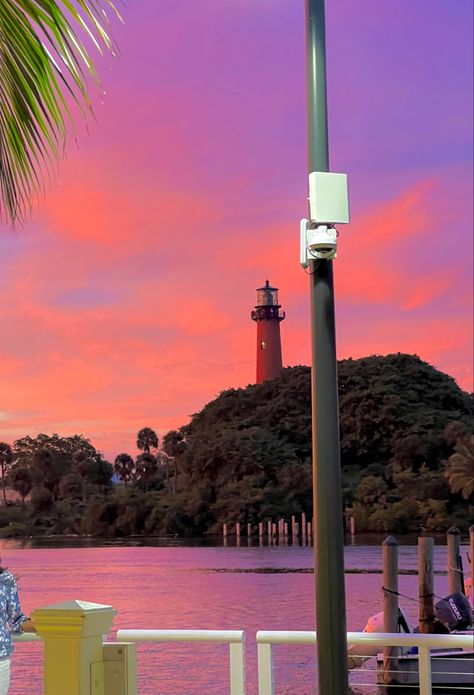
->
[0,0,472,461]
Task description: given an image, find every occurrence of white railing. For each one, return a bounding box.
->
[13,633,42,642]
[116,628,246,695]
[13,628,474,694]
[256,630,474,695]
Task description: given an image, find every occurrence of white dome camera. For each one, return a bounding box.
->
[300,219,337,265]
[307,224,337,259]
[299,171,349,267]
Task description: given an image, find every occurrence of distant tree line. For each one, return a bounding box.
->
[0,354,472,538]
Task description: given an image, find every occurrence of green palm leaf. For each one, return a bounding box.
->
[444,434,474,500]
[0,0,121,224]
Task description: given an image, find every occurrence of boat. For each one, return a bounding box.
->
[375,635,474,693]
[349,592,474,692]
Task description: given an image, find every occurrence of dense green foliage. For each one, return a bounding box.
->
[0,354,472,538]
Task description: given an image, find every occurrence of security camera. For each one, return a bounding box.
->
[300,219,337,266]
[299,171,349,267]
[307,224,337,258]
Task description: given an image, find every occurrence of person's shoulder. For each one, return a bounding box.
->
[0,570,17,588]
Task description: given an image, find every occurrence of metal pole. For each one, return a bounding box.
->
[305,1,349,693]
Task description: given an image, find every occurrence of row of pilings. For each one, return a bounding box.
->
[222,513,315,546]
[381,526,474,692]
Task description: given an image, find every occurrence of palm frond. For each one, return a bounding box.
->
[0,0,121,224]
[444,434,474,500]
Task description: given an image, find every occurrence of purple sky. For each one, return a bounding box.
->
[0,0,472,459]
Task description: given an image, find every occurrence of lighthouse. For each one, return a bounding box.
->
[251,280,285,383]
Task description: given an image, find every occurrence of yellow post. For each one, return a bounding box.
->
[31,600,116,695]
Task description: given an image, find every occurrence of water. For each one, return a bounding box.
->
[1,540,465,694]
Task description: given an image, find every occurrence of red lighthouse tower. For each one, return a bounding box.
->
[251,280,286,383]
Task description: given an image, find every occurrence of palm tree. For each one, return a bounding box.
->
[72,450,91,501]
[114,453,134,487]
[136,428,159,454]
[135,452,158,492]
[162,430,185,493]
[0,0,120,224]
[8,465,33,503]
[31,446,63,498]
[0,442,14,505]
[444,434,474,501]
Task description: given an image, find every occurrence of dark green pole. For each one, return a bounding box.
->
[305,1,349,693]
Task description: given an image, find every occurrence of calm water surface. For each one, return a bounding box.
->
[2,541,464,694]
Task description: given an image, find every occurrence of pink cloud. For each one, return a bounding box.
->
[0,1,471,459]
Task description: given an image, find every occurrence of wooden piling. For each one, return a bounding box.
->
[291,515,296,538]
[258,522,263,539]
[223,523,227,539]
[382,535,399,687]
[418,536,435,632]
[307,521,312,545]
[447,527,463,594]
[272,522,277,544]
[350,516,355,537]
[301,512,306,545]
[470,525,474,605]
[267,520,272,543]
[236,522,241,546]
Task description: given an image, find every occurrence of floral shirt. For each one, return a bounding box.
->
[0,570,27,658]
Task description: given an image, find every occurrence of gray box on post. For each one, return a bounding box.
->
[103,642,137,695]
[308,171,349,224]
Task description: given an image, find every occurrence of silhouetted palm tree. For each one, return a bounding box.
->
[72,450,91,501]
[31,447,63,498]
[135,452,158,492]
[0,0,120,224]
[136,428,159,454]
[114,453,134,486]
[162,430,185,493]
[8,466,33,503]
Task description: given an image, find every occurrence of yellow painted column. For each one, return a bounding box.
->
[31,600,116,695]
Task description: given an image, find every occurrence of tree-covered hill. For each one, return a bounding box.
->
[0,353,472,537]
[172,353,472,533]
[181,353,471,477]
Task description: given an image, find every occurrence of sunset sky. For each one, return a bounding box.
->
[0,0,472,461]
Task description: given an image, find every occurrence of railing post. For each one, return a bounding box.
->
[417,645,433,695]
[32,600,116,695]
[257,642,274,695]
[229,639,246,695]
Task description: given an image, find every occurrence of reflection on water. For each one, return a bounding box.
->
[3,541,464,694]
